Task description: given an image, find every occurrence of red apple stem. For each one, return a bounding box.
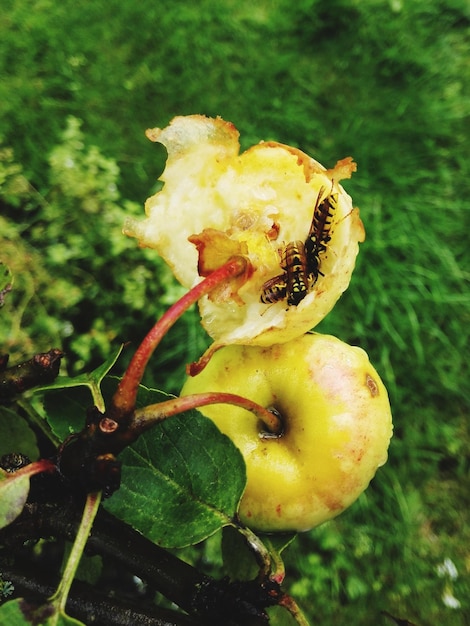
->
[110,256,248,420]
[10,458,56,480]
[266,546,286,585]
[130,392,283,437]
[278,593,310,626]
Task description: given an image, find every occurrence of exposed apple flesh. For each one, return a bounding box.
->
[181,333,393,532]
[124,115,365,351]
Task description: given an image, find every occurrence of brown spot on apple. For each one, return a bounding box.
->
[355,448,365,463]
[318,489,344,512]
[365,373,379,397]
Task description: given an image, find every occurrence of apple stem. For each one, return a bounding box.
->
[265,545,286,585]
[109,256,249,421]
[278,593,311,626]
[232,520,274,580]
[9,458,56,480]
[130,392,283,437]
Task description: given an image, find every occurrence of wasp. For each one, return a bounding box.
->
[260,273,287,304]
[305,182,338,280]
[260,242,309,306]
[283,241,310,306]
[260,183,339,307]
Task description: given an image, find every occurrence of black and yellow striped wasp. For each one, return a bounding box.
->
[260,182,338,307]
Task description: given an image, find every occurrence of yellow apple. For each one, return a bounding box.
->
[181,333,393,532]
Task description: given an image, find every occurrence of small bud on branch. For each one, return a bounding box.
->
[0,349,63,403]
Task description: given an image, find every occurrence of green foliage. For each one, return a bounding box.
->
[0,470,31,530]
[0,117,204,392]
[0,405,39,460]
[1,0,470,624]
[107,409,246,548]
[41,376,247,548]
[0,459,53,531]
[38,344,123,433]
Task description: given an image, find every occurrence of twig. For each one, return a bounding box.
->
[3,564,202,626]
[1,501,272,626]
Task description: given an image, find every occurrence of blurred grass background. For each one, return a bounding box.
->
[1,0,469,624]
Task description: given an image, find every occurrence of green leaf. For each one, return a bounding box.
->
[0,599,39,626]
[43,379,247,547]
[74,552,102,586]
[42,378,169,454]
[262,533,297,556]
[0,598,85,625]
[42,385,96,442]
[134,384,172,409]
[0,469,30,529]
[42,356,123,441]
[36,344,123,413]
[0,406,39,460]
[0,460,54,529]
[105,410,247,548]
[267,604,302,626]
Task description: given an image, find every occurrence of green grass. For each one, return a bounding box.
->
[1,0,470,624]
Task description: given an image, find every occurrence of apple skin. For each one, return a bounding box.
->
[181,333,393,532]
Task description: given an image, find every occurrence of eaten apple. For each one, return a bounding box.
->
[181,333,393,532]
[124,115,365,352]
